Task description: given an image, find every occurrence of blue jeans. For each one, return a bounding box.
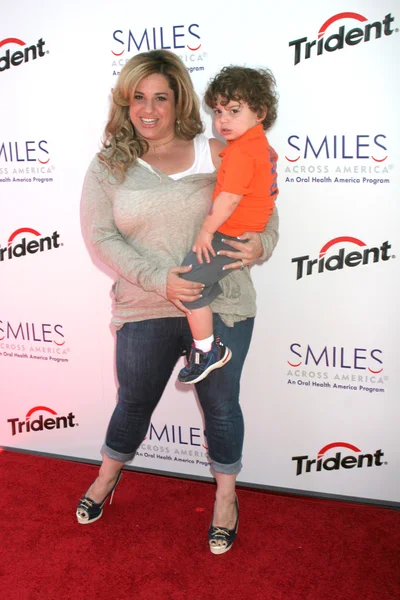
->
[102,314,254,474]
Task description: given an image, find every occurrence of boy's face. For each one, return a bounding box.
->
[213,95,265,142]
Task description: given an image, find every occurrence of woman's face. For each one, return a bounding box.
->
[129,73,176,142]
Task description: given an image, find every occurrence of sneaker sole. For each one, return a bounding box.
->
[180,347,232,385]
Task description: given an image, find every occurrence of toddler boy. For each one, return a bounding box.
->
[178,65,278,384]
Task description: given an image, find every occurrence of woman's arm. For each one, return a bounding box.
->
[209,137,225,169]
[217,206,280,270]
[257,205,280,262]
[81,161,170,298]
[81,159,203,304]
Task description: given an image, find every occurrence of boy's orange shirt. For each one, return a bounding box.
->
[213,124,278,237]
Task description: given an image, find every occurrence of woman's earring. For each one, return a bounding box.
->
[176,119,181,133]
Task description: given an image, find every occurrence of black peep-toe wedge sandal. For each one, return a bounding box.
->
[208,496,239,555]
[76,472,122,525]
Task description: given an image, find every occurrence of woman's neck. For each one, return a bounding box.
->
[147,133,176,158]
[141,137,195,175]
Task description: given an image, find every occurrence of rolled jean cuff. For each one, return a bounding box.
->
[210,457,242,475]
[101,443,135,463]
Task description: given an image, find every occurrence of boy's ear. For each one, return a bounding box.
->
[257,106,268,122]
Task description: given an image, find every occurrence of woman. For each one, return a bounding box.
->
[78,49,279,554]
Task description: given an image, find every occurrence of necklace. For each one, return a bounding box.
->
[148,135,175,160]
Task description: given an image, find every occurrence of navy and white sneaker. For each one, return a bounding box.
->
[178,337,232,385]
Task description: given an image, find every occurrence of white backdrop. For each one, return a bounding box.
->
[1,0,399,505]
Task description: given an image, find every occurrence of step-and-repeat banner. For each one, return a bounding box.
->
[1,0,399,504]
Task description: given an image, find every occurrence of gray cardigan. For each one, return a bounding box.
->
[81,153,279,328]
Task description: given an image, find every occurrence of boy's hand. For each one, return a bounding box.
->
[192,229,215,264]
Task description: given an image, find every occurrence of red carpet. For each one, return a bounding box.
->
[1,449,399,600]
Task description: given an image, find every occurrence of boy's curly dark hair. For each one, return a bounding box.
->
[204,65,278,130]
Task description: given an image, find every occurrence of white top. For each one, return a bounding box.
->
[168,134,216,179]
[137,134,215,179]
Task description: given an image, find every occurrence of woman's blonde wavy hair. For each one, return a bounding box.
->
[98,50,204,181]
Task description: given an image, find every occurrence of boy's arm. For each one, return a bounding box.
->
[202,191,242,233]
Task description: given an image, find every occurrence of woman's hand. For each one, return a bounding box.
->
[166,266,204,314]
[192,229,215,265]
[218,231,263,271]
